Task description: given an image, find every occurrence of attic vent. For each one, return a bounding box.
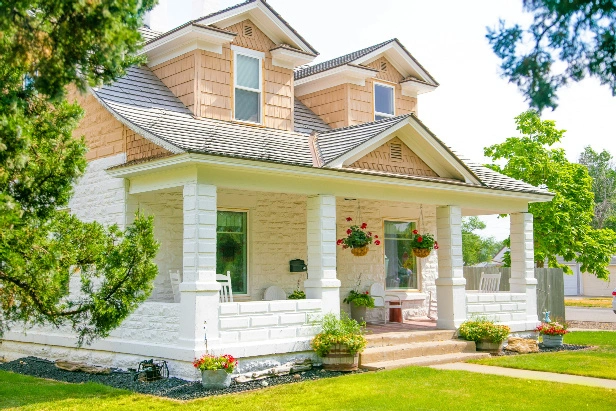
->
[380,61,387,71]
[390,142,402,161]
[243,24,253,37]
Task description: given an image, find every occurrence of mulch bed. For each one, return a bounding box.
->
[0,357,364,401]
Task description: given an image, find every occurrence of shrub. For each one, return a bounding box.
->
[458,317,510,343]
[343,290,375,308]
[311,312,367,357]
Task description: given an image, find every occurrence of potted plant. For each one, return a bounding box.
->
[343,289,375,322]
[458,317,510,352]
[409,229,438,258]
[193,354,237,389]
[311,313,367,371]
[337,217,380,256]
[535,321,569,347]
[288,289,306,299]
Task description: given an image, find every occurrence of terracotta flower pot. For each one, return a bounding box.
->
[201,369,232,389]
[412,248,431,258]
[351,246,369,256]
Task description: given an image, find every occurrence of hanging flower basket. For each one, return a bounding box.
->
[351,246,369,257]
[337,217,380,257]
[409,230,438,258]
[412,248,431,258]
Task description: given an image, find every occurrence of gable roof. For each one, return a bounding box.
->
[294,99,332,134]
[294,38,438,86]
[93,66,550,197]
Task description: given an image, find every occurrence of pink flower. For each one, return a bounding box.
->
[375,240,381,245]
[346,228,352,235]
[413,230,418,234]
[361,222,367,229]
[417,236,423,242]
[346,217,353,222]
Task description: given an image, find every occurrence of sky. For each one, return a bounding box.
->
[163,0,616,240]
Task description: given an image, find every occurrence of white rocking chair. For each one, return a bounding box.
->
[263,285,287,301]
[479,273,501,293]
[216,271,233,303]
[370,283,402,324]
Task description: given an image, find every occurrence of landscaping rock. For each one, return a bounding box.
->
[505,337,539,354]
[55,360,111,375]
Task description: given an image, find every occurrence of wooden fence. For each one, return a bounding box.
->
[463,267,565,321]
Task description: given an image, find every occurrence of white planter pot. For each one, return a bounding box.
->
[201,369,232,389]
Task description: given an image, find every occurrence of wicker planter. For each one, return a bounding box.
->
[201,369,232,389]
[321,344,359,371]
[542,334,564,347]
[350,304,367,323]
[475,339,504,352]
[351,246,369,257]
[412,248,431,258]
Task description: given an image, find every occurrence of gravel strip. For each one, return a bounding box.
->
[567,321,616,331]
[0,357,365,400]
[500,343,590,356]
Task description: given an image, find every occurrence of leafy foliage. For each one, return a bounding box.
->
[579,146,616,230]
[409,230,437,250]
[337,217,380,249]
[485,111,616,279]
[343,290,375,308]
[458,317,511,343]
[535,321,569,336]
[311,313,367,357]
[487,0,616,112]
[462,217,505,266]
[0,0,159,343]
[192,354,237,374]
[287,290,306,300]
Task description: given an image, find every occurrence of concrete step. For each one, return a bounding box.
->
[360,352,491,371]
[365,330,456,348]
[360,339,477,364]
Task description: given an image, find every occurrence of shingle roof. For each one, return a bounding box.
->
[138,26,162,42]
[95,66,549,197]
[93,66,314,166]
[295,40,394,80]
[294,99,331,134]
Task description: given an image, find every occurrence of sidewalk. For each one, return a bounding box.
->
[431,363,616,390]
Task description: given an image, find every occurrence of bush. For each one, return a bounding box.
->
[311,312,367,357]
[343,290,375,308]
[458,317,510,343]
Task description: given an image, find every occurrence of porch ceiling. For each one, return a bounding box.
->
[110,153,550,214]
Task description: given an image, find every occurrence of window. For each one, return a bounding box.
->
[384,221,417,290]
[234,50,262,123]
[216,210,248,294]
[374,83,395,121]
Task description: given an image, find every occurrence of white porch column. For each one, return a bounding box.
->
[304,195,341,316]
[178,182,221,349]
[509,212,538,327]
[435,205,466,329]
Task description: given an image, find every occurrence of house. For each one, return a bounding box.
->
[1,0,553,379]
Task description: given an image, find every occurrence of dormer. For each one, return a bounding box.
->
[139,0,318,131]
[295,39,438,128]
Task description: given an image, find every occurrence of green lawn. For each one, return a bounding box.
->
[2,364,615,410]
[471,331,616,380]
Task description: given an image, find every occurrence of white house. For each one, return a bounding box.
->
[1,0,553,379]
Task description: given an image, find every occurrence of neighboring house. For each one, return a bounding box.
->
[2,0,553,379]
[492,247,616,297]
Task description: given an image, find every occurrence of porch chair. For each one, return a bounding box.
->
[263,285,287,301]
[216,271,233,303]
[168,269,182,303]
[370,283,403,324]
[479,272,501,293]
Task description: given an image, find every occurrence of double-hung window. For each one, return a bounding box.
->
[374,83,395,121]
[234,48,263,123]
[384,220,418,290]
[216,210,248,294]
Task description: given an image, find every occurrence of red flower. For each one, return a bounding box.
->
[346,217,353,222]
[368,231,372,236]
[361,222,367,229]
[364,291,369,294]
[374,240,381,245]
[337,239,343,245]
[374,235,378,239]
[346,228,352,235]
[342,245,349,249]
[413,230,418,234]
[417,236,423,242]
[434,245,439,250]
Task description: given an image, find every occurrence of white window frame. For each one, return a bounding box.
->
[373,82,396,121]
[232,45,264,125]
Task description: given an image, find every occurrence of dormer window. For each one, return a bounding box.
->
[233,46,263,124]
[374,83,395,121]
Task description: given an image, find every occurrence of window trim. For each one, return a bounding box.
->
[232,45,264,125]
[382,218,420,291]
[217,207,250,296]
[373,81,396,121]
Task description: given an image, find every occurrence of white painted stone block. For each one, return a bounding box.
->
[511,294,527,301]
[239,302,269,314]
[511,312,527,321]
[239,329,269,342]
[279,313,307,325]
[297,325,320,337]
[495,294,512,302]
[517,303,527,311]
[484,304,501,312]
[496,313,512,322]
[219,303,239,315]
[501,303,518,311]
[219,331,240,344]
[296,299,322,311]
[466,294,479,303]
[269,327,298,340]
[269,301,297,312]
[219,317,250,330]
[467,305,484,313]
[478,294,495,303]
[250,315,280,327]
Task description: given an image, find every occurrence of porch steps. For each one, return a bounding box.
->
[360,330,490,370]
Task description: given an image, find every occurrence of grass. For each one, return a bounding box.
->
[471,331,616,380]
[565,297,613,308]
[2,365,616,410]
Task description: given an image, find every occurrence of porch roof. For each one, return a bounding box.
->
[94,66,552,200]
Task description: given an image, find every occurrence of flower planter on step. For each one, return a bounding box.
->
[542,334,564,347]
[321,344,359,371]
[201,369,232,389]
[475,339,504,352]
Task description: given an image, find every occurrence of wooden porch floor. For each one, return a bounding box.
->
[365,317,437,335]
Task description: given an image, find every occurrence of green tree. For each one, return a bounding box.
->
[485,110,616,279]
[579,146,616,230]
[462,217,505,266]
[0,0,159,345]
[487,0,616,112]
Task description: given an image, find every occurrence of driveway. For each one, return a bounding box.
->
[566,307,616,323]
